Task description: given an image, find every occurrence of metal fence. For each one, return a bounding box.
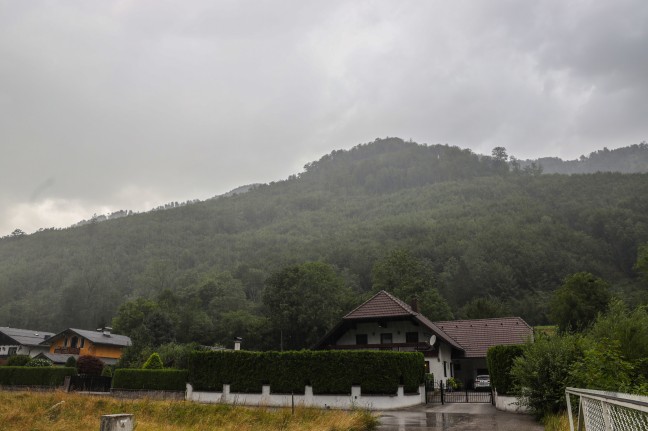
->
[426,380,493,404]
[566,387,648,431]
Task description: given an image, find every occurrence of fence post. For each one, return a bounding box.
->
[440,381,444,405]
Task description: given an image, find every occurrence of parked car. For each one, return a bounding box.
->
[474,375,491,391]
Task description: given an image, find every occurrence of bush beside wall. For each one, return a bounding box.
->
[112,369,188,391]
[188,350,424,395]
[0,366,77,386]
[487,345,524,395]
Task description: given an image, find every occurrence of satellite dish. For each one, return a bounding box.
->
[429,335,437,346]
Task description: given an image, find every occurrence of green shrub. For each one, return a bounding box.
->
[511,334,584,418]
[101,366,113,377]
[0,367,76,386]
[142,353,163,370]
[188,350,424,395]
[26,358,53,367]
[6,355,31,366]
[487,344,524,395]
[112,369,188,391]
[65,356,77,368]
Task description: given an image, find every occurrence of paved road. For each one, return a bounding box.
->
[377,403,543,431]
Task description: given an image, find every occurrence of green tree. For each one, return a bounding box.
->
[588,299,648,369]
[635,243,648,284]
[569,338,635,393]
[372,249,453,320]
[511,333,584,418]
[142,352,164,370]
[458,297,510,319]
[263,262,351,350]
[549,272,611,333]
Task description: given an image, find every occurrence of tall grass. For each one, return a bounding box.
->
[543,413,570,431]
[0,391,377,431]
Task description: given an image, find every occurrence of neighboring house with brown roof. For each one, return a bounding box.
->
[39,327,132,366]
[0,327,54,362]
[314,291,533,388]
[434,317,533,387]
[313,291,464,385]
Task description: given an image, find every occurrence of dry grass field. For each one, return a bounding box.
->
[0,391,377,431]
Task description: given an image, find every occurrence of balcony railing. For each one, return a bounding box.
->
[326,342,434,352]
[54,347,80,354]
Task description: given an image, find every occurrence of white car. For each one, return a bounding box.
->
[474,375,491,390]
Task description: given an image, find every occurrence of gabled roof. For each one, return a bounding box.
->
[42,328,132,348]
[0,327,55,346]
[344,290,414,319]
[434,317,533,358]
[315,290,464,351]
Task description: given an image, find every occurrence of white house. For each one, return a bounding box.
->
[314,291,534,388]
[0,326,54,361]
[313,290,464,384]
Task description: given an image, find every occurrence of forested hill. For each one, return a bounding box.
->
[520,142,648,174]
[1,138,647,350]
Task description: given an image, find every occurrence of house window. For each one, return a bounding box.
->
[355,334,368,345]
[450,363,454,377]
[405,332,418,343]
[64,337,68,347]
[8,347,17,356]
[380,333,393,344]
[71,336,78,348]
[443,361,447,377]
[80,338,85,348]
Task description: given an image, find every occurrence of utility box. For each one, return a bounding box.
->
[100,414,134,431]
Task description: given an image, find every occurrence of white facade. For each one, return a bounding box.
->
[0,343,49,358]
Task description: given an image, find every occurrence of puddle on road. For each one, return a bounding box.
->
[378,412,475,430]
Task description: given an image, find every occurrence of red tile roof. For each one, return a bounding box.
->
[344,290,413,319]
[434,317,533,358]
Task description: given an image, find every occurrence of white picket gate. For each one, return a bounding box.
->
[565,387,648,431]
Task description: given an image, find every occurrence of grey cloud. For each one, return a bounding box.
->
[1,0,647,235]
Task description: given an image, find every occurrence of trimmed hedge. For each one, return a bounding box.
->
[188,350,424,395]
[0,366,77,386]
[486,344,524,395]
[112,369,188,391]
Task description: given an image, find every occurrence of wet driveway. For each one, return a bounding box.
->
[377,403,543,431]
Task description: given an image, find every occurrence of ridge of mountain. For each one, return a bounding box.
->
[1,137,647,337]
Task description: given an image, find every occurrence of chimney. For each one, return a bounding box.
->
[234,337,242,351]
[102,327,112,337]
[410,296,419,313]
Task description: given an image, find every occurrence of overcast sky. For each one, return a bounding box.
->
[1,0,647,236]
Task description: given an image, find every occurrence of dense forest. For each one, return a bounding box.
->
[519,141,648,174]
[1,138,647,352]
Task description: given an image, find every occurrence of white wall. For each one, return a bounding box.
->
[336,320,428,346]
[187,384,425,410]
[0,344,49,358]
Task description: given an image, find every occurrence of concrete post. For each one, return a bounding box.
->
[222,384,230,402]
[100,414,134,431]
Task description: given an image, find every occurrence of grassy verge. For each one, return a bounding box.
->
[543,413,569,431]
[0,391,378,431]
